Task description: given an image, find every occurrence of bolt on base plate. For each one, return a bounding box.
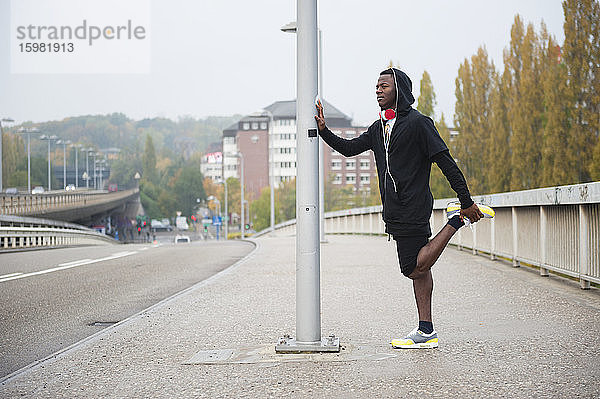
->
[275,334,340,353]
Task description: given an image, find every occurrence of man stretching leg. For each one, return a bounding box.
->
[315,68,492,348]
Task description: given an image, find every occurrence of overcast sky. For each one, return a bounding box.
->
[0,0,565,127]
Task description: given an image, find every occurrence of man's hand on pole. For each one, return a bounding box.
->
[314,99,326,131]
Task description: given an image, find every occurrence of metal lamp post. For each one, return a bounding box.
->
[217,179,228,240]
[96,157,106,190]
[262,109,276,233]
[227,152,245,239]
[91,152,97,189]
[276,0,339,353]
[85,148,92,189]
[16,127,40,193]
[281,21,326,243]
[207,195,222,240]
[0,118,15,192]
[71,144,82,188]
[57,139,71,189]
[40,135,58,191]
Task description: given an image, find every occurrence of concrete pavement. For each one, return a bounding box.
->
[1,233,599,398]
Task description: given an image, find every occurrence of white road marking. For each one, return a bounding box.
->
[139,247,149,251]
[0,272,23,279]
[59,259,92,267]
[0,251,138,283]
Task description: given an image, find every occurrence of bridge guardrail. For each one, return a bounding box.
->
[0,215,116,251]
[267,182,600,289]
[0,188,138,217]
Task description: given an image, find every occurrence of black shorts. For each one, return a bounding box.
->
[394,235,429,277]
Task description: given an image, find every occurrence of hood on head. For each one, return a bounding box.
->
[387,68,415,116]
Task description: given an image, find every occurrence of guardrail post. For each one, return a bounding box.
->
[512,206,519,267]
[490,217,496,260]
[360,213,364,233]
[540,206,549,276]
[472,222,478,255]
[579,205,590,289]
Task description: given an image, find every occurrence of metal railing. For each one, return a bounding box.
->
[0,188,138,217]
[268,182,600,289]
[0,215,116,251]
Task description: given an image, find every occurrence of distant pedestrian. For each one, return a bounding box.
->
[315,67,494,349]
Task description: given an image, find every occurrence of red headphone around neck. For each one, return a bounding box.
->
[380,108,396,120]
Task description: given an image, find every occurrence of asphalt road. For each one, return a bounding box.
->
[0,236,254,378]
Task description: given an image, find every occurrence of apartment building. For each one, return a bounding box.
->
[222,100,377,200]
[200,152,223,182]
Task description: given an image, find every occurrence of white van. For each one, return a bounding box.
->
[175,216,189,231]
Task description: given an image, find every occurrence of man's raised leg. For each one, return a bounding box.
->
[408,224,458,280]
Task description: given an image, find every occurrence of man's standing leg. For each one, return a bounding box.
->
[413,270,433,323]
[391,221,461,349]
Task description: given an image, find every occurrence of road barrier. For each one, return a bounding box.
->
[267,182,600,289]
[0,215,116,252]
[0,188,138,218]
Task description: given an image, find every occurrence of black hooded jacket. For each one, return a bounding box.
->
[319,68,473,237]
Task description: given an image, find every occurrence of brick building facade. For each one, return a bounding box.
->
[221,100,377,201]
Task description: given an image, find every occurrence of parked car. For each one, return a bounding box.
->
[65,184,76,191]
[32,186,45,194]
[4,187,18,194]
[151,219,173,232]
[174,235,191,243]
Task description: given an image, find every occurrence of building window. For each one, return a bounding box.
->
[346,174,356,184]
[223,137,236,145]
[346,160,356,169]
[260,122,267,130]
[331,159,342,170]
[251,122,259,130]
[360,174,370,185]
[345,130,355,138]
[242,122,250,130]
[251,134,259,144]
[333,174,342,184]
[360,159,370,169]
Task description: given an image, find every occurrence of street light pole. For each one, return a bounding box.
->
[218,179,228,240]
[317,29,326,243]
[57,140,71,189]
[227,152,245,239]
[262,109,276,233]
[281,22,326,243]
[0,118,15,191]
[17,127,40,193]
[239,153,245,239]
[276,0,338,353]
[40,135,58,191]
[84,148,91,189]
[72,144,81,188]
[92,152,97,189]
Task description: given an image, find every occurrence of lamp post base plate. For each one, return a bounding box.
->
[275,334,340,353]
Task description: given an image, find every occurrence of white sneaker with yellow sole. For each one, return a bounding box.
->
[391,328,438,349]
